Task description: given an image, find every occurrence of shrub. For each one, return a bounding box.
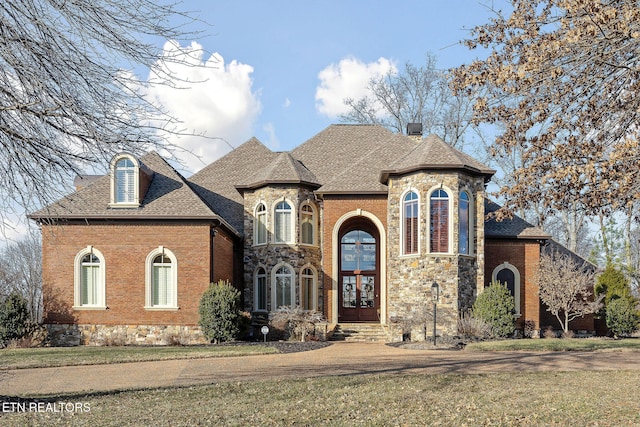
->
[270,306,325,342]
[0,293,31,347]
[198,280,242,344]
[457,310,491,340]
[606,297,639,338]
[472,281,515,338]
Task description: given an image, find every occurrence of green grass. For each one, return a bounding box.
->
[0,345,278,370]
[465,337,640,352]
[2,371,640,426]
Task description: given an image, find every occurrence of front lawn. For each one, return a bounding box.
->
[2,371,640,426]
[0,344,279,370]
[465,337,640,352]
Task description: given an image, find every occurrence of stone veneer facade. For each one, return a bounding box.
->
[241,185,323,312]
[386,171,486,340]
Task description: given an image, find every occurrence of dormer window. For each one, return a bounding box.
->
[109,153,150,208]
[115,158,136,203]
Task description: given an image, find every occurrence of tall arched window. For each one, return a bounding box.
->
[274,201,292,243]
[459,191,470,255]
[300,266,317,310]
[145,247,178,310]
[273,264,294,308]
[255,203,267,245]
[110,153,140,207]
[402,190,419,255]
[300,203,316,245]
[492,262,521,315]
[254,267,267,311]
[430,189,449,253]
[74,246,106,309]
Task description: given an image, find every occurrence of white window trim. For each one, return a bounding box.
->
[400,188,420,257]
[300,264,318,311]
[458,188,475,256]
[492,262,521,316]
[273,198,295,244]
[271,262,295,310]
[253,265,268,312]
[145,246,179,311]
[299,201,318,247]
[109,153,140,208]
[426,185,454,255]
[253,202,268,246]
[73,246,107,310]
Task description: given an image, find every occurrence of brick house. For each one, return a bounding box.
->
[30,124,595,344]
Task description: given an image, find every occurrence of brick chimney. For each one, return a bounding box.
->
[406,123,423,143]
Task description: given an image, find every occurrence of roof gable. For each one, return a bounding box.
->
[31,151,218,220]
[380,134,496,183]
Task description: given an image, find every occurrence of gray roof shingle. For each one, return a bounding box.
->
[484,200,550,239]
[30,152,219,220]
[236,152,320,191]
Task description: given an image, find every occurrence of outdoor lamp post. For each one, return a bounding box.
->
[431,281,439,346]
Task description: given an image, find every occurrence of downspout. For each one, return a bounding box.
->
[210,224,218,284]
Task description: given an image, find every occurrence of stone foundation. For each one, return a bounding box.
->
[46,324,209,346]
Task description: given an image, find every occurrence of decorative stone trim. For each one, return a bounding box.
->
[45,324,208,346]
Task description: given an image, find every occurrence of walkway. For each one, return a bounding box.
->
[3,342,640,396]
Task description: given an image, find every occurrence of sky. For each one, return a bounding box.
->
[143,0,498,174]
[6,1,501,241]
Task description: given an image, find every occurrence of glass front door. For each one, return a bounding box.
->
[338,227,379,322]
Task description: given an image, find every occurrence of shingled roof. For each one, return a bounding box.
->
[236,152,320,191]
[380,134,496,183]
[292,124,414,194]
[30,152,221,221]
[189,137,277,233]
[484,200,551,239]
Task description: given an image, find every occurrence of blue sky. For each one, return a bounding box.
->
[145,1,498,173]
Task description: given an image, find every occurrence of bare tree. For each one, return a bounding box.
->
[0,1,202,222]
[0,232,42,322]
[537,251,603,334]
[340,54,475,148]
[452,0,640,219]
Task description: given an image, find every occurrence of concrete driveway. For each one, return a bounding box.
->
[2,342,640,397]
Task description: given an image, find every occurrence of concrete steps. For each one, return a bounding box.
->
[329,323,389,342]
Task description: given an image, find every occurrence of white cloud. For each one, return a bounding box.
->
[315,57,396,118]
[262,122,279,150]
[145,41,262,173]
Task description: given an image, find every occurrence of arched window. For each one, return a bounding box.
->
[255,203,267,245]
[254,267,267,311]
[300,202,316,245]
[300,266,317,310]
[272,264,294,309]
[402,190,419,255]
[492,262,521,315]
[274,201,293,243]
[459,191,470,255]
[430,189,449,253]
[110,153,140,207]
[74,247,106,309]
[145,247,178,310]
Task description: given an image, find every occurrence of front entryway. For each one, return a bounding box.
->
[338,222,380,322]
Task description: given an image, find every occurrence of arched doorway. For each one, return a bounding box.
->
[338,219,380,322]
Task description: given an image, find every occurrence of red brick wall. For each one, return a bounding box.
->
[41,221,223,326]
[485,239,540,329]
[321,195,387,320]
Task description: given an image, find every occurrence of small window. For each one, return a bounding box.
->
[300,203,316,245]
[459,191,470,255]
[301,267,317,310]
[274,201,292,243]
[74,247,106,309]
[491,262,521,315]
[115,158,136,204]
[402,191,419,255]
[273,265,294,309]
[255,203,267,245]
[145,247,178,310]
[430,189,449,253]
[254,267,267,311]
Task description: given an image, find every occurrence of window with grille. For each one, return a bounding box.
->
[402,191,419,255]
[430,189,449,253]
